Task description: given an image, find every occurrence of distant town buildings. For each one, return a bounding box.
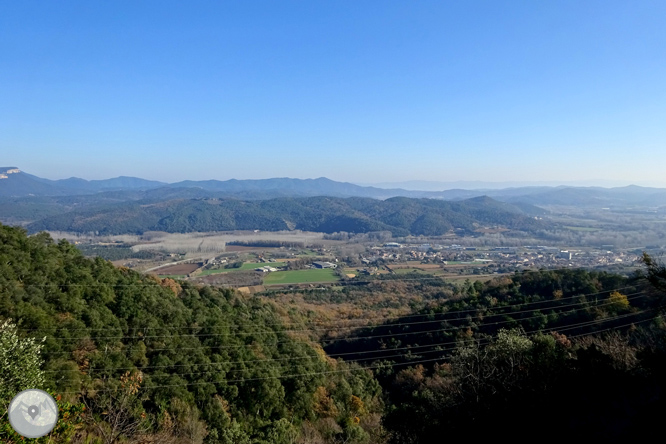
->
[559,250,572,260]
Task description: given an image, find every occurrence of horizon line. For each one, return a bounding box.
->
[5,167,666,191]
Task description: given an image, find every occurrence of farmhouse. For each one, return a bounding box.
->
[255,266,278,273]
[312,261,337,269]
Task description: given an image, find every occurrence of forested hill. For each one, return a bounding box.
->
[26,195,547,235]
[0,224,384,443]
[320,269,666,443]
[323,269,653,362]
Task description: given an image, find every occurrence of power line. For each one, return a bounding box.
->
[169,313,662,380]
[18,284,642,333]
[46,339,451,374]
[42,306,601,374]
[43,290,648,341]
[42,294,649,357]
[176,311,662,380]
[60,314,658,394]
[45,303,654,371]
[119,311,661,379]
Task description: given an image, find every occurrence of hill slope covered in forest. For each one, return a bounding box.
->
[25,195,547,235]
[0,224,383,443]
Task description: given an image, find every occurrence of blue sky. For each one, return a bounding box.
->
[2,1,665,186]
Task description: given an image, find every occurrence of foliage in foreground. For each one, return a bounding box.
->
[2,221,666,443]
[0,224,384,443]
[384,326,666,443]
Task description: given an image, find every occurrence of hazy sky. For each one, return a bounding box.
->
[2,1,665,185]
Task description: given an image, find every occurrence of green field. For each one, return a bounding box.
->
[199,269,228,276]
[263,269,339,285]
[239,261,286,270]
[200,262,287,275]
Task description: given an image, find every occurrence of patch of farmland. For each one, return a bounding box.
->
[390,263,441,270]
[263,269,339,285]
[157,263,201,275]
[392,268,431,275]
[201,262,287,275]
[225,245,277,252]
[413,263,441,269]
[238,261,286,270]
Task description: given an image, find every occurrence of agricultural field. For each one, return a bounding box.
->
[201,262,287,275]
[225,245,277,252]
[263,269,340,285]
[342,268,358,278]
[199,269,229,276]
[238,261,286,270]
[156,263,201,275]
[443,260,489,265]
[392,268,432,275]
[294,249,320,257]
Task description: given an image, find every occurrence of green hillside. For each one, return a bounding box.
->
[26,195,547,235]
[0,224,383,443]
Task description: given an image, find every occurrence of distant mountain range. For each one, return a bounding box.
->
[3,167,666,207]
[0,166,444,199]
[0,167,166,196]
[2,167,666,236]
[359,179,666,191]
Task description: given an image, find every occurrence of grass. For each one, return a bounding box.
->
[238,261,286,271]
[199,262,287,275]
[199,269,229,276]
[263,269,340,285]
